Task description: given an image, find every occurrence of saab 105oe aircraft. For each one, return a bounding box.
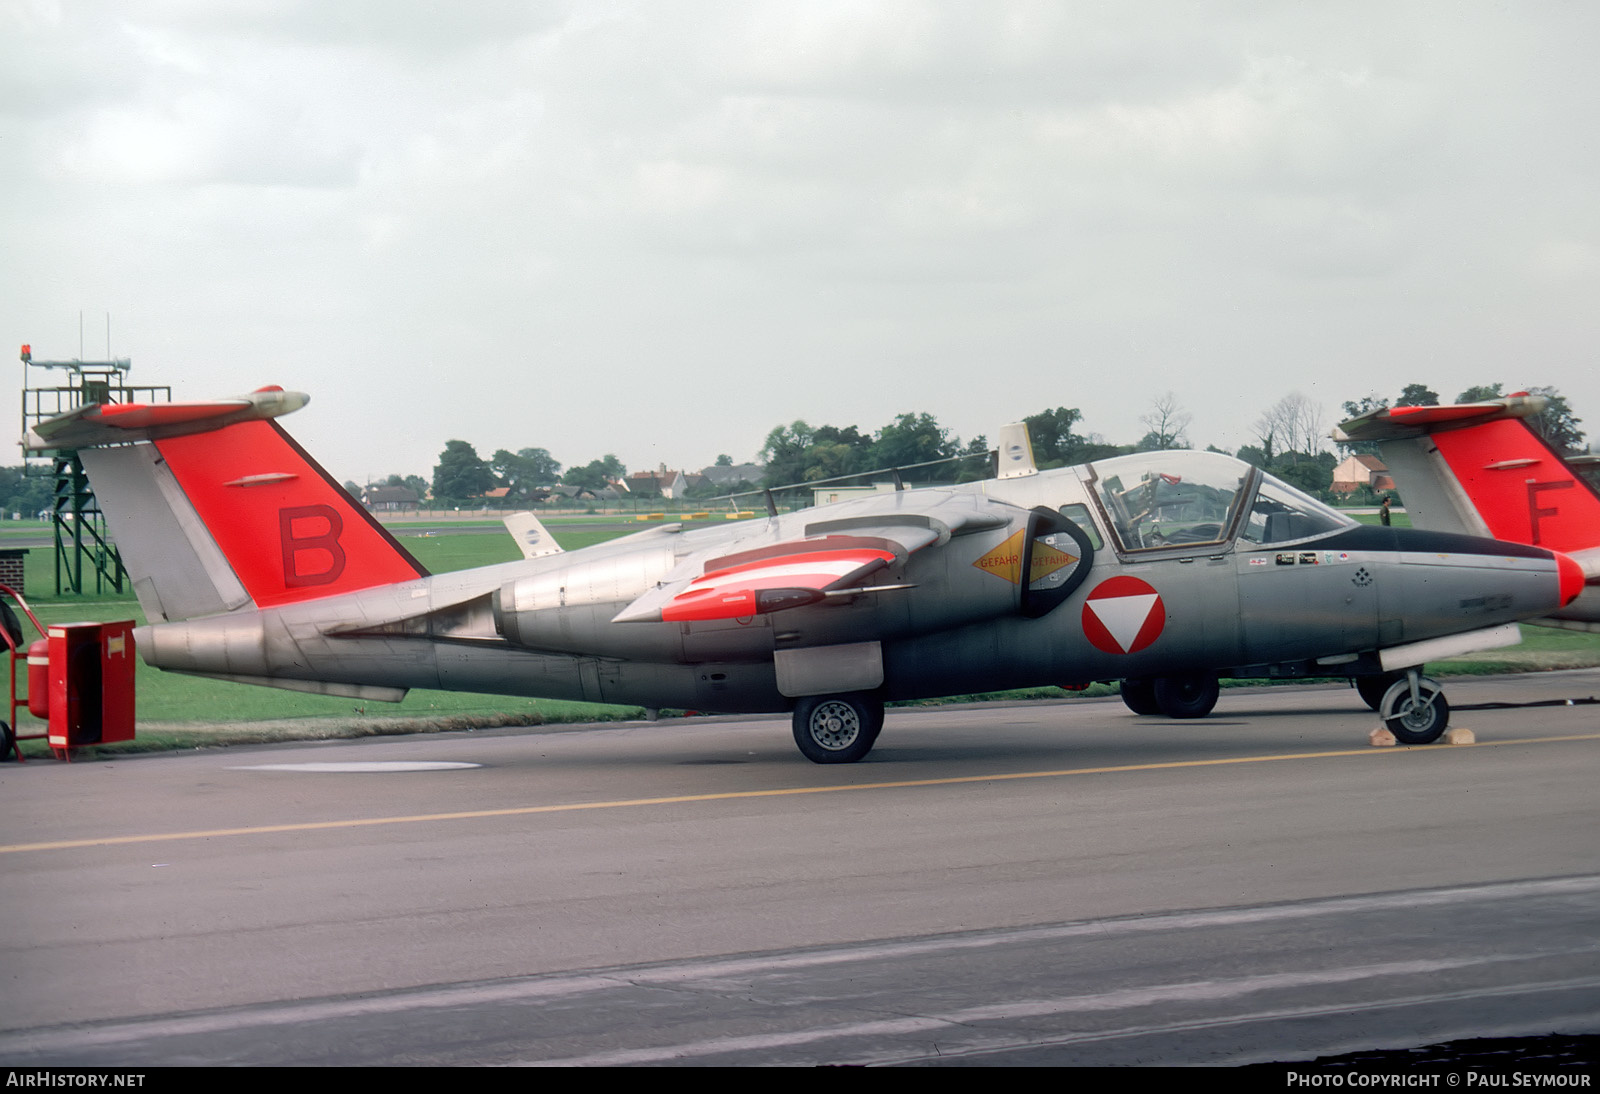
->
[26,388,1585,763]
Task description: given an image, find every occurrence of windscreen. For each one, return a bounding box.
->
[1087,451,1250,552]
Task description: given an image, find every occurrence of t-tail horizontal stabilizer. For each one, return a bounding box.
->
[25,387,309,451]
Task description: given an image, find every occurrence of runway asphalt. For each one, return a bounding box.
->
[2,671,1597,1066]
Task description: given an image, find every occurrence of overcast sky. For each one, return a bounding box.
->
[4,1,1597,485]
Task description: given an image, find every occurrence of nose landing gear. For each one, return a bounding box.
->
[1378,670,1450,744]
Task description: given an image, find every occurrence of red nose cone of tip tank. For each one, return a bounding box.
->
[1556,552,1586,606]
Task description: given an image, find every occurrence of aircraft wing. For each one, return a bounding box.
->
[611,492,1014,624]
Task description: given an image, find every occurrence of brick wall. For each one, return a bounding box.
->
[0,550,27,594]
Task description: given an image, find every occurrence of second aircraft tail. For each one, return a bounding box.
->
[1335,394,1600,630]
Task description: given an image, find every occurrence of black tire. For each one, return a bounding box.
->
[0,602,21,651]
[1355,671,1405,712]
[1380,677,1450,744]
[0,721,13,763]
[792,695,883,764]
[1119,678,1161,715]
[1153,674,1220,719]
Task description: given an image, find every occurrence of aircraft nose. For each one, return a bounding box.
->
[1557,551,1585,606]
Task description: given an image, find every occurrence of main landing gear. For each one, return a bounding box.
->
[792,694,884,764]
[1119,674,1220,719]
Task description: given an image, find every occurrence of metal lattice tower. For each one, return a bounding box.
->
[20,343,172,595]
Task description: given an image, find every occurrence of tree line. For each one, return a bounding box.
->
[0,379,1580,517]
[392,380,1589,507]
[426,442,628,504]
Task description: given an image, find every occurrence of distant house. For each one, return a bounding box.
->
[1331,454,1395,495]
[364,485,419,512]
[547,483,619,502]
[627,467,680,499]
[699,463,764,490]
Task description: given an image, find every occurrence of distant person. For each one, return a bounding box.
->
[1380,497,1392,526]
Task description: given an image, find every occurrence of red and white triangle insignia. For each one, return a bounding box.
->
[1086,594,1160,652]
[1082,576,1166,654]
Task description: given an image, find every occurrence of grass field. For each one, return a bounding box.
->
[10,510,1598,756]
[8,522,652,755]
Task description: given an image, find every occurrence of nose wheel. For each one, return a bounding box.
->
[1379,673,1450,744]
[792,694,884,764]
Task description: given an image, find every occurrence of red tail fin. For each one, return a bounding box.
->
[1427,418,1600,553]
[153,420,426,608]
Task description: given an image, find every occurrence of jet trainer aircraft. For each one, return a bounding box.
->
[27,388,1585,763]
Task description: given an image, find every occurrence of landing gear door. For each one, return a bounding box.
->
[1020,507,1095,619]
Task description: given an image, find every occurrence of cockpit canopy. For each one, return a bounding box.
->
[1085,450,1354,553]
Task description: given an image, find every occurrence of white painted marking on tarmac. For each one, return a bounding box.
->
[230,762,482,773]
[529,966,1600,1067]
[864,976,1600,1068]
[3,874,1595,1058]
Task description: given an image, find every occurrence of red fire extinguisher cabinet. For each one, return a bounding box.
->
[45,622,136,750]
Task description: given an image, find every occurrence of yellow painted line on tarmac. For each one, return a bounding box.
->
[5,732,1599,856]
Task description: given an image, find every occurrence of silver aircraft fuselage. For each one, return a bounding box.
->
[134,450,1574,713]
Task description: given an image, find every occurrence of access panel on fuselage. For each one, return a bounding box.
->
[1236,545,1379,665]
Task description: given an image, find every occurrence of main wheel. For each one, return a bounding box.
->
[1119,678,1161,715]
[1355,671,1406,711]
[0,721,12,763]
[1154,674,1220,719]
[1380,676,1450,744]
[792,695,883,764]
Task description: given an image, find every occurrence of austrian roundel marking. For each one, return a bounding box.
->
[1082,575,1165,654]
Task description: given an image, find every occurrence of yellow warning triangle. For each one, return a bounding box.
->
[1028,539,1078,584]
[972,530,1027,584]
[973,531,1079,586]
